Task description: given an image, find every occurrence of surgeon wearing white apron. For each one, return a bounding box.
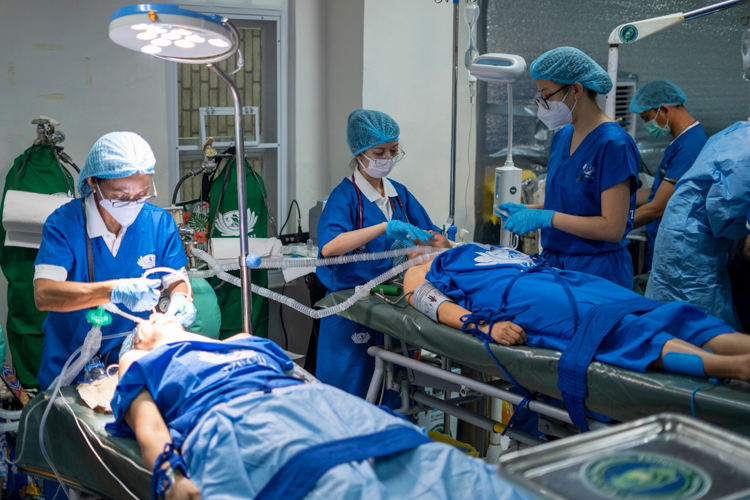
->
[33,132,196,389]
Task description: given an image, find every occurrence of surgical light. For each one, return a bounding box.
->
[109,4,254,335]
[135,32,157,41]
[151,37,171,47]
[140,45,162,54]
[110,4,234,59]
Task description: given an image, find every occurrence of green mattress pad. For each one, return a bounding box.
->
[317,290,750,436]
[16,385,150,499]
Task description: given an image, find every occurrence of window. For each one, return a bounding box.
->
[168,14,284,225]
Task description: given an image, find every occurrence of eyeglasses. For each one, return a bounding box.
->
[534,85,570,110]
[96,180,157,207]
[363,148,406,167]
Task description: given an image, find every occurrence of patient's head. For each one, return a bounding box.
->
[134,314,185,351]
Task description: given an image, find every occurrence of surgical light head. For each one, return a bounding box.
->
[109,4,235,60]
[469,54,527,84]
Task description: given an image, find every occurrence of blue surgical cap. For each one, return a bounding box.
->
[78,132,156,197]
[629,80,687,114]
[346,109,400,157]
[530,47,612,95]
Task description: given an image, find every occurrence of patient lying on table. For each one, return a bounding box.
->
[403,240,750,383]
[108,315,525,500]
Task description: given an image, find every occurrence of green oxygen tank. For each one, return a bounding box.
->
[207,158,270,338]
[0,145,75,389]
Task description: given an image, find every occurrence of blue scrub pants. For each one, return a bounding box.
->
[542,247,633,290]
[317,314,379,399]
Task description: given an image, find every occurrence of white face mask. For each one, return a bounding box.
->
[537,87,577,130]
[98,200,144,228]
[357,156,396,179]
[95,180,148,228]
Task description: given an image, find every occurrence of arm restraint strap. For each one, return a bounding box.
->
[254,426,431,500]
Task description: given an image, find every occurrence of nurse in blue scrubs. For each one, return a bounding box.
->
[630,80,708,272]
[33,132,194,390]
[316,109,440,398]
[497,47,639,289]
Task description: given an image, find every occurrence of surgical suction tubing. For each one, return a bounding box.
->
[188,244,441,279]
[192,248,444,320]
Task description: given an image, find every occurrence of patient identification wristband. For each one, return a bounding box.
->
[412,281,453,322]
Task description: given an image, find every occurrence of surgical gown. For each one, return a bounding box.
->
[643,123,707,271]
[542,122,639,288]
[34,200,187,389]
[109,338,526,500]
[647,121,750,330]
[316,177,438,398]
[425,244,732,373]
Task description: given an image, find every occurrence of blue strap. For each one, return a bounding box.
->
[152,443,187,500]
[500,396,531,436]
[557,297,659,432]
[254,427,431,500]
[691,379,730,420]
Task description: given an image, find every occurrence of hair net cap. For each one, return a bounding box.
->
[530,47,612,95]
[78,132,156,197]
[629,80,686,114]
[346,109,400,157]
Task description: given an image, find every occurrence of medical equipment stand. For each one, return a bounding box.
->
[604,0,749,119]
[109,7,254,334]
[448,0,460,224]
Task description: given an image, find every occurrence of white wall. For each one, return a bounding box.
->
[362,0,474,231]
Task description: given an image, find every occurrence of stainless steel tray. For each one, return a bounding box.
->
[498,413,750,500]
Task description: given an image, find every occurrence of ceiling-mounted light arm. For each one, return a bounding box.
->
[155,18,240,65]
[603,0,749,118]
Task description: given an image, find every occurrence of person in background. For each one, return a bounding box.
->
[647,122,750,331]
[497,47,639,289]
[630,80,708,273]
[33,132,194,390]
[316,109,440,399]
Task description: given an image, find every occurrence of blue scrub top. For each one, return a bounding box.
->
[542,122,639,254]
[34,199,188,389]
[644,123,708,270]
[316,177,439,292]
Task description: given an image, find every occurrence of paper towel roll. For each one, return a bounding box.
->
[3,190,72,249]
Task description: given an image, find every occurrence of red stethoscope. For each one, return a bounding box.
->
[351,174,410,253]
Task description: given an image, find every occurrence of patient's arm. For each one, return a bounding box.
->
[124,388,201,499]
[403,264,526,346]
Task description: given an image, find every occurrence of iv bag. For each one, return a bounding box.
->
[464,3,480,71]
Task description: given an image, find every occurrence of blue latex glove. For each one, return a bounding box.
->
[110,278,161,312]
[386,220,434,244]
[495,202,527,221]
[504,209,554,235]
[166,292,197,327]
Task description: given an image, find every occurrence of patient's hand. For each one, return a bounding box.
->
[166,473,201,500]
[407,231,452,259]
[486,321,527,346]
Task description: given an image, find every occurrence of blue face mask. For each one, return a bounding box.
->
[645,108,671,138]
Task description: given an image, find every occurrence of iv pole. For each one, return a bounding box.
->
[448,0,460,224]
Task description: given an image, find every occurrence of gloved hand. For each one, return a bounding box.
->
[386,220,434,244]
[110,278,161,312]
[504,209,554,235]
[494,202,527,221]
[166,292,197,327]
